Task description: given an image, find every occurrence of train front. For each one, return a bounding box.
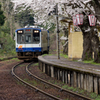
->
[15,28,42,60]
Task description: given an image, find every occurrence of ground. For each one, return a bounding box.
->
[1,56,100,100]
[0,59,46,100]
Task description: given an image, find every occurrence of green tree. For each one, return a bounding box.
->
[14,8,35,27]
[0,4,5,26]
[0,0,14,39]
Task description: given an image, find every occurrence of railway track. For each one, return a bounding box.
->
[12,62,93,100]
[27,63,94,100]
[12,62,62,100]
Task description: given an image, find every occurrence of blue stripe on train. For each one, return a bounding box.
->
[16,47,42,52]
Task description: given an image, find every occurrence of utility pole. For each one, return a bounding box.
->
[56,3,60,59]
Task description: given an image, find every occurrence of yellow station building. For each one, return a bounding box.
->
[60,17,83,60]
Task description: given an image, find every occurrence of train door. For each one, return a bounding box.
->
[24,29,33,51]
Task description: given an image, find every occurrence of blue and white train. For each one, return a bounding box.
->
[15,25,50,60]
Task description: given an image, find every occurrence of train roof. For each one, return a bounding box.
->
[15,27,41,32]
[15,26,49,33]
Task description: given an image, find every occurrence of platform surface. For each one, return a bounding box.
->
[41,55,100,75]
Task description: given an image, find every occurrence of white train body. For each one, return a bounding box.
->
[15,26,50,60]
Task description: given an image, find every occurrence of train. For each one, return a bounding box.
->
[15,25,50,60]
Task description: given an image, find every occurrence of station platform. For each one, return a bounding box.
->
[41,55,100,75]
[38,55,100,94]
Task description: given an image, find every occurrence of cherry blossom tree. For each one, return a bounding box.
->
[11,0,100,62]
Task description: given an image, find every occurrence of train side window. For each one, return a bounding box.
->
[25,35,31,43]
[33,32,40,44]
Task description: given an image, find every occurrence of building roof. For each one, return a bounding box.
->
[60,17,73,23]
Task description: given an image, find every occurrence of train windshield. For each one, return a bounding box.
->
[17,34,24,44]
[33,32,40,44]
[25,34,31,43]
[17,29,40,44]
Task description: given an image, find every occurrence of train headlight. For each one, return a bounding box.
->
[34,30,39,33]
[17,30,23,33]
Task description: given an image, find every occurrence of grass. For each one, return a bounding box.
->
[89,93,97,99]
[62,85,68,89]
[57,95,60,98]
[0,58,4,60]
[67,86,74,90]
[0,51,16,58]
[60,53,68,59]
[10,58,20,61]
[95,95,100,100]
[83,60,100,65]
[34,63,38,66]
[0,57,19,62]
[62,85,74,91]
[61,84,99,99]
[72,88,78,92]
[79,89,84,94]
[23,78,37,86]
[23,73,99,100]
[0,58,19,64]
[54,82,57,85]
